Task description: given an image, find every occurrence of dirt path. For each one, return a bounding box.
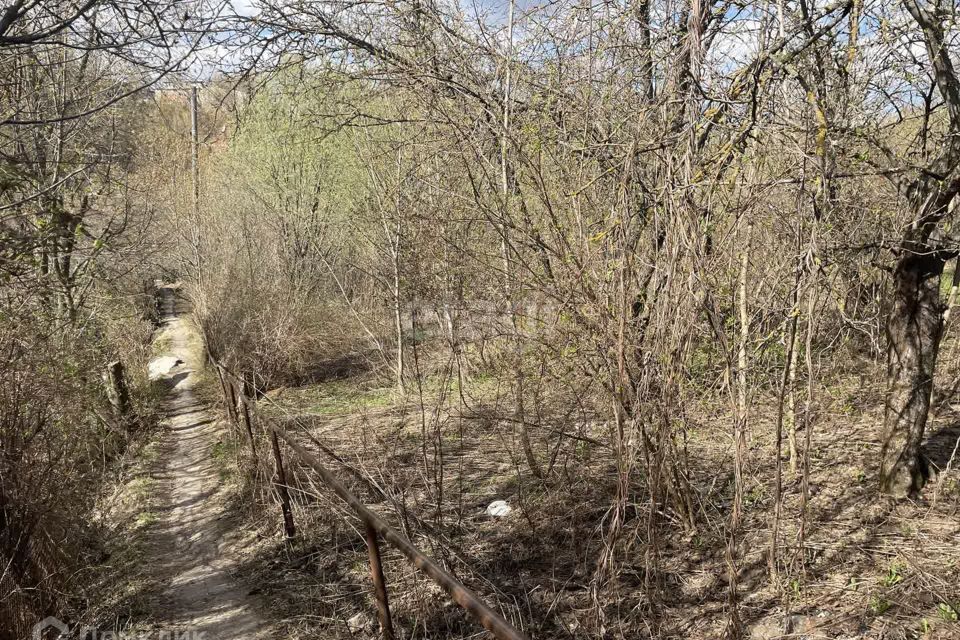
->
[145,286,273,639]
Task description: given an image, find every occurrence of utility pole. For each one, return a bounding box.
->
[190,85,203,292]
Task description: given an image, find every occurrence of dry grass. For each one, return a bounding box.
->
[208,344,960,640]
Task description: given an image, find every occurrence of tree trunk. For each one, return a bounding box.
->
[880,0,960,495]
[786,319,800,475]
[392,229,405,394]
[880,250,945,496]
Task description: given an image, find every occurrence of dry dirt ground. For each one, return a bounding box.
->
[138,287,274,639]
[222,350,960,640]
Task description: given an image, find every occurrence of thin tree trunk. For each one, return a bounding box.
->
[769,264,799,582]
[797,282,818,572]
[726,222,751,639]
[392,226,405,394]
[499,0,542,480]
[392,146,405,393]
[637,0,653,102]
[786,320,800,475]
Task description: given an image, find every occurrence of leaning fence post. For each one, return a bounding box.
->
[106,360,131,427]
[216,366,237,425]
[269,428,296,539]
[365,520,395,639]
[216,368,247,467]
[226,377,240,426]
[237,378,259,463]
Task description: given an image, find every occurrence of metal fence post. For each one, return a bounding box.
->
[216,366,237,426]
[237,380,259,463]
[365,520,395,639]
[226,377,240,426]
[270,428,296,539]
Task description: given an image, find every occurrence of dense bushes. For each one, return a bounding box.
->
[0,300,158,639]
[185,80,378,387]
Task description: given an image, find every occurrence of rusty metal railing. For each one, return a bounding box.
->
[209,358,531,640]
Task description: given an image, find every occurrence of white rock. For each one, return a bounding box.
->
[486,500,512,517]
[347,612,373,635]
[148,355,181,380]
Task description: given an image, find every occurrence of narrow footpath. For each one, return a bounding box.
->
[144,286,272,639]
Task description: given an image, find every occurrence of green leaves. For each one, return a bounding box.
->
[937,603,959,622]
